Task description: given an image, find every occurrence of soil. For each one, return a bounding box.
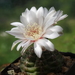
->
[0,53,75,75]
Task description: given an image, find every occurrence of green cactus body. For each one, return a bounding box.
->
[20,47,64,75]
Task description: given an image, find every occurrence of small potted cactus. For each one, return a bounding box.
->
[1,7,75,75]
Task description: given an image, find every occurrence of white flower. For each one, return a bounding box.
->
[6,7,68,58]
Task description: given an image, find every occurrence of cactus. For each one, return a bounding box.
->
[20,46,64,75]
[6,6,67,75]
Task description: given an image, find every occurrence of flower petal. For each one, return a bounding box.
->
[58,14,68,21]
[22,8,29,17]
[36,7,44,26]
[54,10,63,22]
[43,7,48,17]
[43,25,63,39]
[53,11,68,23]
[44,7,56,23]
[38,15,44,27]
[43,17,56,32]
[9,24,25,33]
[30,7,36,13]
[36,38,54,51]
[6,31,25,39]
[50,25,63,32]
[36,7,44,18]
[9,27,20,32]
[34,42,42,58]
[6,25,25,39]
[20,16,28,26]
[44,32,62,39]
[49,7,55,12]
[21,40,32,55]
[11,40,22,50]
[10,22,24,27]
[17,40,27,51]
[28,11,37,24]
[22,10,37,24]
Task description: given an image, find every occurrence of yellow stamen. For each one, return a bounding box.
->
[24,23,42,41]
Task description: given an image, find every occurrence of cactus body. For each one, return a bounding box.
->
[20,47,64,75]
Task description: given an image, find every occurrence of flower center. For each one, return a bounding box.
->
[24,23,42,41]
